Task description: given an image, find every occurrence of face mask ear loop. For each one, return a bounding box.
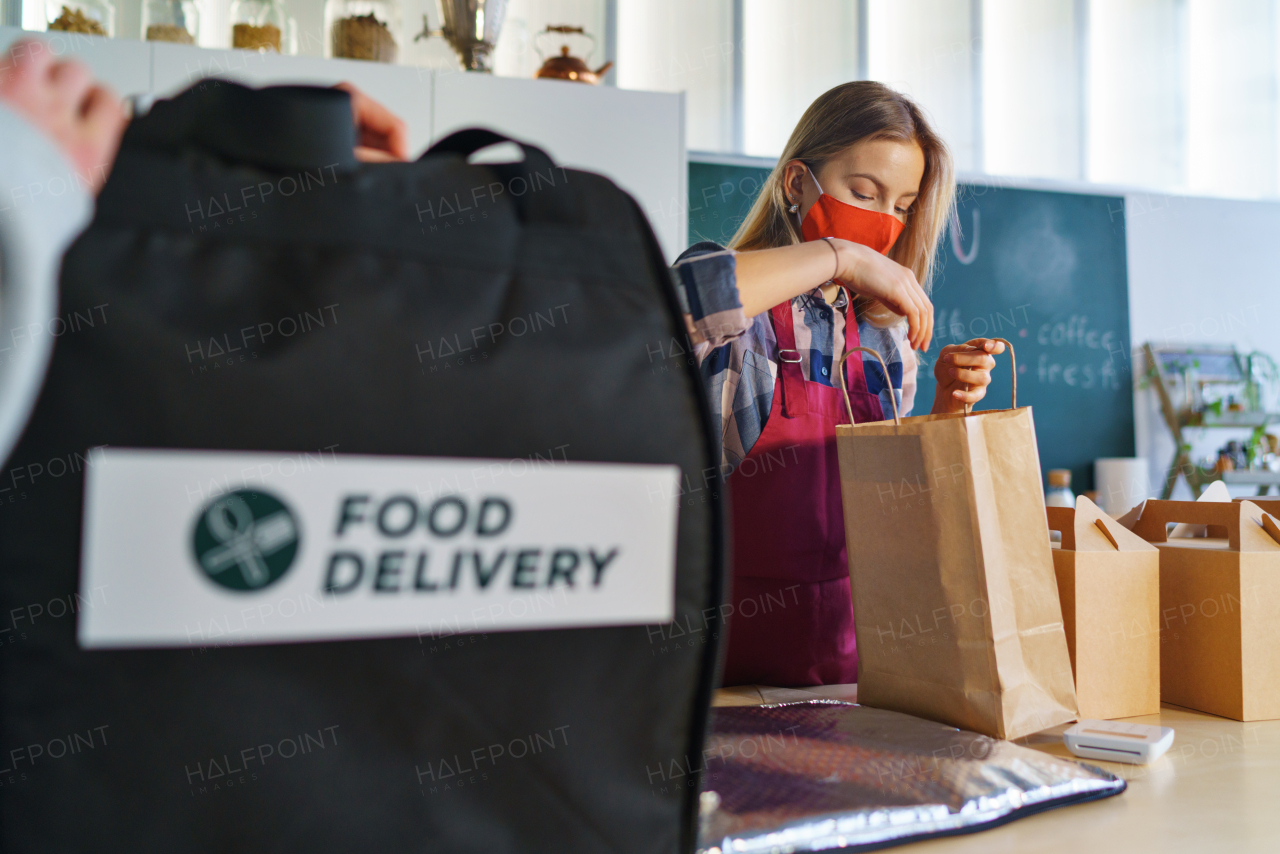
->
[790,163,824,231]
[805,163,826,197]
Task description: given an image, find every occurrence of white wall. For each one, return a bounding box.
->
[1125,191,1280,498]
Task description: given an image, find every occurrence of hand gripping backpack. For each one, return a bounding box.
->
[0,82,725,853]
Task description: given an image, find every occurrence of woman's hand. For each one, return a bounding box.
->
[833,239,933,351]
[931,338,1006,414]
[732,238,933,349]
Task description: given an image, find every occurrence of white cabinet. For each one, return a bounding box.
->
[0,26,686,260]
[149,44,434,158]
[433,71,686,259]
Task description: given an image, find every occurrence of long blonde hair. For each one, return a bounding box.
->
[729,81,955,324]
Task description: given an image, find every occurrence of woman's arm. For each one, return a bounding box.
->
[734,238,934,351]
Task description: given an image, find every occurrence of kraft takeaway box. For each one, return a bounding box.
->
[1046,496,1160,720]
[1126,499,1280,721]
[1237,498,1280,518]
[835,343,1078,741]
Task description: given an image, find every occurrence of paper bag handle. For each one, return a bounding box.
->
[838,347,902,426]
[963,338,1017,414]
[839,338,1017,424]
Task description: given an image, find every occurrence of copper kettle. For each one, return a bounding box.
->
[534,25,613,84]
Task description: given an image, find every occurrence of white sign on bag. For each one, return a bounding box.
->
[79,448,680,648]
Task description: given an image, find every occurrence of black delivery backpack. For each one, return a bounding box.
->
[0,82,725,853]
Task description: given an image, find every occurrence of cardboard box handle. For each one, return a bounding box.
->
[1046,506,1078,549]
[1093,518,1120,549]
[1262,513,1280,547]
[1045,496,1149,552]
[1130,499,1280,552]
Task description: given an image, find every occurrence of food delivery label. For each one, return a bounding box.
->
[78,448,680,648]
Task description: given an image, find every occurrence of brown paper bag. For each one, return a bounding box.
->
[835,342,1078,740]
[1047,496,1160,720]
[1124,498,1280,721]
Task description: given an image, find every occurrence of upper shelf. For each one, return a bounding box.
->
[0,26,688,261]
[1182,411,1280,428]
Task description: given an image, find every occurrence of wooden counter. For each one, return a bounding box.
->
[712,684,1280,853]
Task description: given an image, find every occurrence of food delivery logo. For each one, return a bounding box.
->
[192,490,300,592]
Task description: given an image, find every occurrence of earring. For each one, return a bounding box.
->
[788,201,799,214]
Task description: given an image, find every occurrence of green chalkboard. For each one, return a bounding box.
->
[687,161,1135,491]
[688,162,769,247]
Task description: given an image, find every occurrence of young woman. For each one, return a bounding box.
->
[671,81,1006,687]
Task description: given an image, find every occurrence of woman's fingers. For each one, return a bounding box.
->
[80,84,123,130]
[950,366,992,386]
[835,245,933,350]
[963,337,1006,355]
[354,145,401,163]
[77,85,125,189]
[874,268,921,346]
[908,287,928,350]
[900,298,921,348]
[904,277,932,351]
[916,282,933,351]
[948,351,996,370]
[0,39,52,99]
[48,58,92,115]
[951,386,987,403]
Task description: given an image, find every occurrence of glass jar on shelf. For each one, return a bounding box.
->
[142,0,201,44]
[45,0,115,37]
[325,0,400,63]
[230,0,289,53]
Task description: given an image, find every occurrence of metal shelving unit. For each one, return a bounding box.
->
[1144,342,1280,499]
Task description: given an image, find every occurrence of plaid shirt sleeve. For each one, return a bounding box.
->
[670,243,760,472]
[669,242,750,351]
[669,243,912,476]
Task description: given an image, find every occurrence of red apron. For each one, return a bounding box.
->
[722,295,884,687]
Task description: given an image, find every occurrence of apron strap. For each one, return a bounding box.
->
[838,288,882,424]
[769,290,886,423]
[769,301,808,418]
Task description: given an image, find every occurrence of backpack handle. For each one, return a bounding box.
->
[422,128,576,225]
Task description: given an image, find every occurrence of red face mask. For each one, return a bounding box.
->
[798,170,905,256]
